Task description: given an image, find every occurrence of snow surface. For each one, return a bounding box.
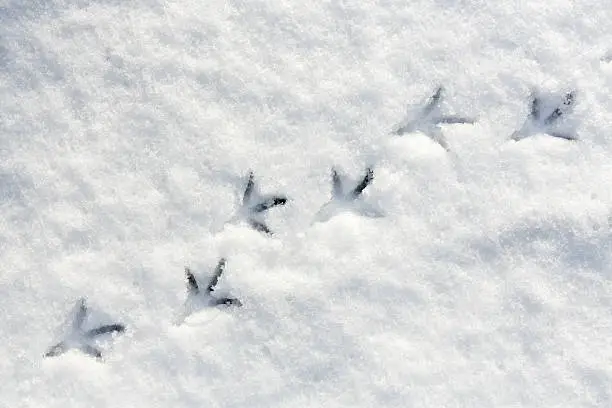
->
[2,0,612,406]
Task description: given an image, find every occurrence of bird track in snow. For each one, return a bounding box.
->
[44,298,125,359]
[392,86,475,151]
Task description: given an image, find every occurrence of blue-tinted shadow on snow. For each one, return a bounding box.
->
[0,2,59,25]
[0,0,127,26]
[0,171,29,205]
[224,294,367,405]
[466,217,611,277]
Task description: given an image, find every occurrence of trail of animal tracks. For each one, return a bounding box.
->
[2,1,612,407]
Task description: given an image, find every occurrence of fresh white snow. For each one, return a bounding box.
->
[2,0,612,406]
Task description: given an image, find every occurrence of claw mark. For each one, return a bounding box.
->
[437,116,475,125]
[206,258,226,293]
[72,297,87,329]
[44,298,125,359]
[44,342,67,358]
[512,89,577,141]
[530,95,542,121]
[548,132,576,141]
[351,168,374,199]
[80,344,103,358]
[85,324,126,338]
[213,297,242,306]
[421,86,443,118]
[243,172,255,203]
[332,169,343,198]
[251,197,287,213]
[248,219,272,235]
[392,86,475,150]
[184,259,242,312]
[230,171,288,235]
[186,267,199,295]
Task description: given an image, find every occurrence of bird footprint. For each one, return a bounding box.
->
[511,89,577,141]
[392,86,475,151]
[44,298,125,359]
[228,172,288,235]
[182,258,242,320]
[315,167,383,222]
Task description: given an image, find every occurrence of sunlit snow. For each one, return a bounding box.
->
[2,1,612,406]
